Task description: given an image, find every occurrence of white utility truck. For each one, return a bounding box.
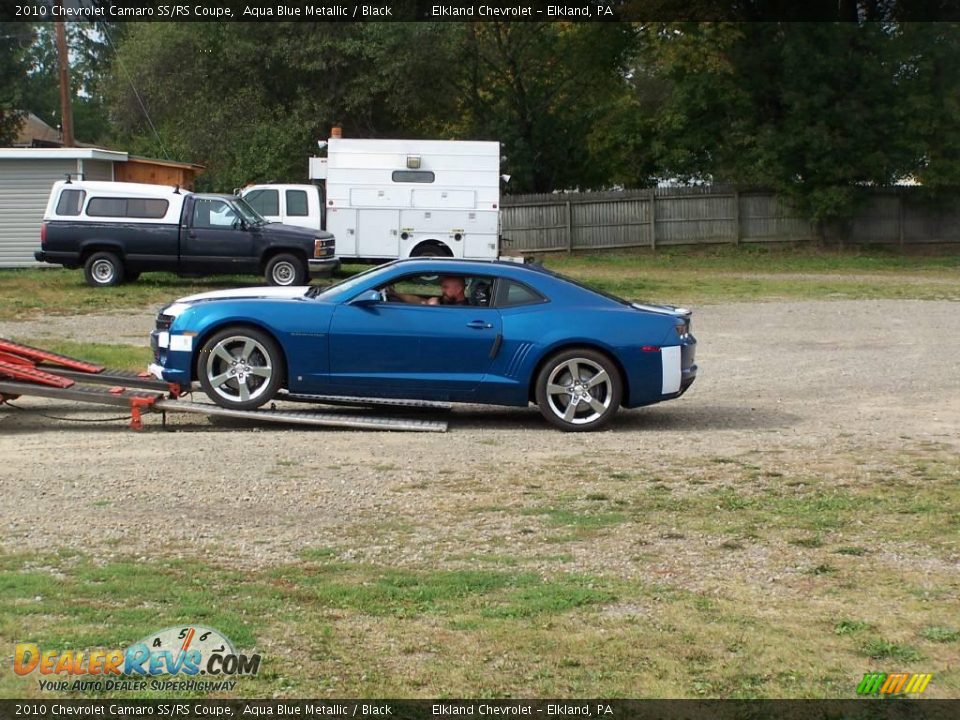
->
[240,135,504,262]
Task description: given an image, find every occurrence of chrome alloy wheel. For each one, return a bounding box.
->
[544,357,613,426]
[271,260,296,285]
[204,335,274,404]
[91,259,116,284]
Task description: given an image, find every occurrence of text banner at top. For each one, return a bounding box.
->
[6,0,960,23]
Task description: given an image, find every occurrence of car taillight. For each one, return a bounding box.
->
[40,222,47,246]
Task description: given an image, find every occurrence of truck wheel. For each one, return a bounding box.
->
[83,252,124,287]
[411,242,453,258]
[265,254,307,286]
[534,348,622,432]
[198,327,284,410]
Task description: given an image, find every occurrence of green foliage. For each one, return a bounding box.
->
[104,22,462,191]
[634,22,960,220]
[446,23,635,192]
[0,21,33,144]
[6,19,959,223]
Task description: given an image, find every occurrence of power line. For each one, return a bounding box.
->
[98,21,171,160]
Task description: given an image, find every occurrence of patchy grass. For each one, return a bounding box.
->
[540,245,960,304]
[3,246,959,322]
[834,620,874,636]
[921,627,960,643]
[859,639,924,663]
[544,244,960,274]
[17,338,151,371]
[0,269,263,321]
[1,440,958,699]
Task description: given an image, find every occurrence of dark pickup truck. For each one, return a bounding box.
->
[36,180,338,287]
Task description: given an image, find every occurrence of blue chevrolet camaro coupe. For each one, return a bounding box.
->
[149,259,697,431]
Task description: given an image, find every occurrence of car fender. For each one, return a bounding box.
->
[172,301,333,384]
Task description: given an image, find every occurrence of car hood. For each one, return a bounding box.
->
[161,286,310,318]
[258,222,330,240]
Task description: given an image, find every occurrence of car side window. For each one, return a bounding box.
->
[286,190,309,216]
[56,189,85,216]
[86,197,168,219]
[380,274,493,307]
[245,189,279,216]
[193,199,238,229]
[495,279,547,308]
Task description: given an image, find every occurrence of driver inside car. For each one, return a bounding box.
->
[385,275,470,305]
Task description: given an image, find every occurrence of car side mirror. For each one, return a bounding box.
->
[350,289,381,305]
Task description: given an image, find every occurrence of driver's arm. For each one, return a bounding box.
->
[385,287,429,304]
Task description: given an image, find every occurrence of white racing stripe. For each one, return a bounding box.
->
[661,345,682,394]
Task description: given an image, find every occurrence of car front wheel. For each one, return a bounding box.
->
[265,254,307,286]
[197,327,284,410]
[534,349,622,431]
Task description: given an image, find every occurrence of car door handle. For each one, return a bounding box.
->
[466,320,493,329]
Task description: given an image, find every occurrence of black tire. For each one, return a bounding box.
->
[265,254,307,286]
[197,327,284,410]
[410,242,453,258]
[534,348,622,432]
[83,251,124,287]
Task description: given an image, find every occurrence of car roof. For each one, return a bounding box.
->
[388,257,552,275]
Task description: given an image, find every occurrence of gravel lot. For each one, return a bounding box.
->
[1,299,958,577]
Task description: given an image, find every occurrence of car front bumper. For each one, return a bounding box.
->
[150,330,193,385]
[309,257,341,275]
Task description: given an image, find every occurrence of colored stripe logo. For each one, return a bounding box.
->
[857,672,932,695]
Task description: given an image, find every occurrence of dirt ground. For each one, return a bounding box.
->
[1,298,957,577]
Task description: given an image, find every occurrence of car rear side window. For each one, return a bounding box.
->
[245,189,279,216]
[56,189,85,216]
[495,279,546,308]
[286,189,309,216]
[86,197,169,219]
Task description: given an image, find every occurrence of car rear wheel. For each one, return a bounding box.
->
[534,349,622,431]
[265,254,307,286]
[83,251,124,287]
[198,327,284,410]
[410,242,453,258]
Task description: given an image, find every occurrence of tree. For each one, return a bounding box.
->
[633,21,960,219]
[104,22,463,191]
[448,22,636,193]
[0,21,33,145]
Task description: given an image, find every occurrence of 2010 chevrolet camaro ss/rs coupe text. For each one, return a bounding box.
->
[149,259,697,431]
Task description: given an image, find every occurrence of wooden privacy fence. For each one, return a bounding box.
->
[499,187,960,252]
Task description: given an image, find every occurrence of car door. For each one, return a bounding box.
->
[179,197,256,273]
[327,294,502,397]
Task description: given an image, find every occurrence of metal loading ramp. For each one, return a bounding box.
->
[155,400,448,432]
[0,337,449,432]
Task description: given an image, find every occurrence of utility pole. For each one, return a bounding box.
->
[54,11,74,147]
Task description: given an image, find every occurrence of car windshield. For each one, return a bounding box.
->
[305,262,398,300]
[232,197,268,226]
